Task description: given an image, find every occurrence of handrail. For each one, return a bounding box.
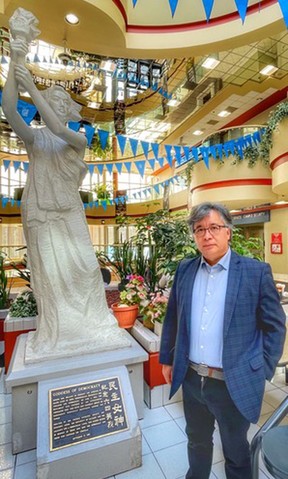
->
[251,395,288,479]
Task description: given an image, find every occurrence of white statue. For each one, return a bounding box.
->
[2,9,130,363]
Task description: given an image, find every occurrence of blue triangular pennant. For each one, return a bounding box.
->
[17,100,37,125]
[115,163,123,174]
[141,141,150,159]
[88,164,95,175]
[117,135,127,155]
[244,135,253,147]
[253,131,261,144]
[101,200,107,211]
[129,137,139,157]
[125,162,132,173]
[2,197,8,207]
[84,124,95,147]
[215,144,223,160]
[97,129,109,150]
[158,157,164,168]
[174,146,182,165]
[164,145,173,164]
[151,142,159,159]
[97,164,104,175]
[13,161,21,172]
[200,147,210,169]
[202,0,214,21]
[234,0,248,23]
[148,159,155,170]
[192,147,199,163]
[3,160,10,171]
[134,160,146,177]
[183,146,190,162]
[106,163,114,174]
[209,145,217,160]
[166,154,173,168]
[68,122,80,132]
[154,184,160,194]
[278,0,288,26]
[22,162,29,173]
[132,0,138,6]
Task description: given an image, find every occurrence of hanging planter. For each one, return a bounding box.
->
[111,303,139,329]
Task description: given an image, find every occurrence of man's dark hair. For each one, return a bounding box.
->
[187,202,233,236]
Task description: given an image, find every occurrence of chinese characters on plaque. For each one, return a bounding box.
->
[49,377,128,451]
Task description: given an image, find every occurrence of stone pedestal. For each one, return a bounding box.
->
[37,367,141,479]
[5,332,148,454]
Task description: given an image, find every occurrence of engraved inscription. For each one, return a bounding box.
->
[49,377,128,451]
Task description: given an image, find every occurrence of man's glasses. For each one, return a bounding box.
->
[193,224,228,238]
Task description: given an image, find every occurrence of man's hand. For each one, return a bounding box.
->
[162,364,173,384]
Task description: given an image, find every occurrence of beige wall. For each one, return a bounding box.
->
[265,207,288,275]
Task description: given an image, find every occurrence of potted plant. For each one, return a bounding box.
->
[111,274,148,329]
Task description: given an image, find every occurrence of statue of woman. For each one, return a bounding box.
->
[2,32,129,362]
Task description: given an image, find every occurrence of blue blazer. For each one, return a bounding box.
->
[159,251,287,423]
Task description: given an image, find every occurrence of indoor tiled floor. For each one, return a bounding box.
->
[0,345,287,479]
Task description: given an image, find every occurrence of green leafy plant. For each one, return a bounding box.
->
[93,183,112,200]
[90,134,112,160]
[231,227,264,260]
[0,252,12,309]
[96,241,134,282]
[233,145,266,168]
[9,290,38,318]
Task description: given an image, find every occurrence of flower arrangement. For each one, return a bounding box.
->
[119,274,148,309]
[143,290,169,325]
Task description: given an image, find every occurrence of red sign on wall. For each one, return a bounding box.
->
[271,233,282,244]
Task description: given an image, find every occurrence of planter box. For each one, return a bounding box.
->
[130,320,165,389]
[131,319,160,353]
[143,352,166,388]
[4,314,37,372]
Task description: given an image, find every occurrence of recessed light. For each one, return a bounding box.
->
[193,130,203,136]
[218,110,231,118]
[65,13,79,25]
[259,64,278,76]
[201,57,220,69]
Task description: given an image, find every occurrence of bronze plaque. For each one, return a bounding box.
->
[49,376,128,451]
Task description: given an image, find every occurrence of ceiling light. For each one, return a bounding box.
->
[275,200,288,205]
[167,98,180,107]
[193,130,203,136]
[259,64,278,76]
[65,13,79,25]
[201,57,220,69]
[218,110,231,118]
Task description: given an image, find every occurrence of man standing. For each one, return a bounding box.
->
[159,202,286,479]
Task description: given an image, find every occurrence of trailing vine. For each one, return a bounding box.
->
[260,101,288,162]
